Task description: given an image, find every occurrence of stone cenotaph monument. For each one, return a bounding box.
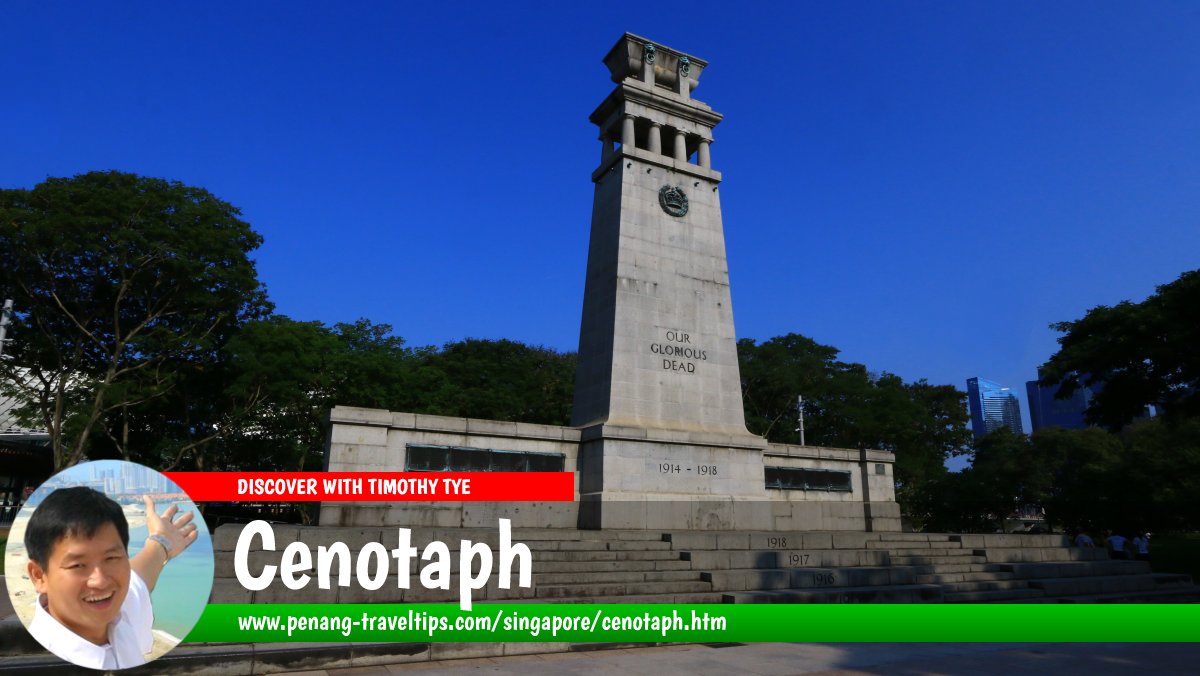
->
[573,35,781,527]
[323,34,901,533]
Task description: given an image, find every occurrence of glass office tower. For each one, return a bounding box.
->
[1026,370,1096,432]
[967,377,1024,440]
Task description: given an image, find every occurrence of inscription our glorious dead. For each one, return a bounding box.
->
[648,329,707,372]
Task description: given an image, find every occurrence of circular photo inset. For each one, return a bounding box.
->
[3,460,213,670]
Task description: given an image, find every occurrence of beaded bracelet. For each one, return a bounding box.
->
[147,534,172,561]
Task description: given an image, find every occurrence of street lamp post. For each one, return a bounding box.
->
[796,394,806,446]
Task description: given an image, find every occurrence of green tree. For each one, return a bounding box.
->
[908,469,997,533]
[0,171,270,470]
[423,339,575,425]
[738,333,839,443]
[967,428,1040,532]
[211,317,437,472]
[1119,417,1200,532]
[1030,427,1125,532]
[738,333,881,447]
[1041,269,1200,429]
[738,333,971,529]
[890,381,973,528]
[151,316,341,472]
[150,326,571,473]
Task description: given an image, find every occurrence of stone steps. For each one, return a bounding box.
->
[999,560,1151,578]
[863,541,963,551]
[943,579,1032,593]
[723,583,944,604]
[1028,574,1159,597]
[975,547,1109,563]
[496,591,727,605]
[950,534,1071,548]
[532,539,675,551]
[944,588,1045,602]
[701,566,918,592]
[915,571,1017,584]
[691,545,1189,605]
[682,549,889,570]
[890,554,986,565]
[872,546,967,556]
[906,563,1009,575]
[662,531,954,551]
[532,558,694,573]
[1153,572,1195,588]
[513,528,667,541]
[534,569,701,585]
[1046,584,1200,604]
[924,565,1195,604]
[531,549,683,562]
[535,579,713,599]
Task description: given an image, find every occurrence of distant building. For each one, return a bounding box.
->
[1026,370,1096,432]
[967,377,1024,440]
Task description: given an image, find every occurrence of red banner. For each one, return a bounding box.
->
[162,472,574,502]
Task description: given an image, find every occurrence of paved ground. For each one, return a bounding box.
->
[275,642,1199,675]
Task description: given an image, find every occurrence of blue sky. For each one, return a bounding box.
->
[4,2,1198,442]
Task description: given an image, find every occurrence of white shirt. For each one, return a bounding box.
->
[28,570,154,670]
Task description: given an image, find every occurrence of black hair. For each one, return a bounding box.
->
[24,486,130,568]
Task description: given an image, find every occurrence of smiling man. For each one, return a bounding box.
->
[23,486,198,669]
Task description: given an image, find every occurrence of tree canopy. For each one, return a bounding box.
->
[423,338,575,426]
[0,171,270,469]
[738,334,972,528]
[209,325,574,472]
[1040,268,1200,429]
[206,316,438,472]
[934,420,1200,535]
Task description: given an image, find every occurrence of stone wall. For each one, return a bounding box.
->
[324,406,901,532]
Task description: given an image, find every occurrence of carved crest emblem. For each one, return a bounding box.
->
[658,185,689,217]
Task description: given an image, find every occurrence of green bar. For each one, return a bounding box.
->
[185,604,1200,643]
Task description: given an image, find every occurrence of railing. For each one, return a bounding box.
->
[0,504,20,527]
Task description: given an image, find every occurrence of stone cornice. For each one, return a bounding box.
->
[592,146,722,184]
[590,81,723,133]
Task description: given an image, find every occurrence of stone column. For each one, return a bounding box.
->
[676,56,691,100]
[674,129,687,162]
[601,134,613,163]
[648,122,662,154]
[621,115,636,149]
[858,446,875,533]
[642,43,656,87]
[698,139,711,168]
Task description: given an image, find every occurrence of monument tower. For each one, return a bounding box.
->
[323,33,899,534]
[573,33,745,436]
[573,34,770,527]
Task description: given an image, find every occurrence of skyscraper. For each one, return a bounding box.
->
[1026,370,1096,432]
[967,377,1024,440]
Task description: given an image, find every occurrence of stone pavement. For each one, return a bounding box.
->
[275,642,1200,675]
